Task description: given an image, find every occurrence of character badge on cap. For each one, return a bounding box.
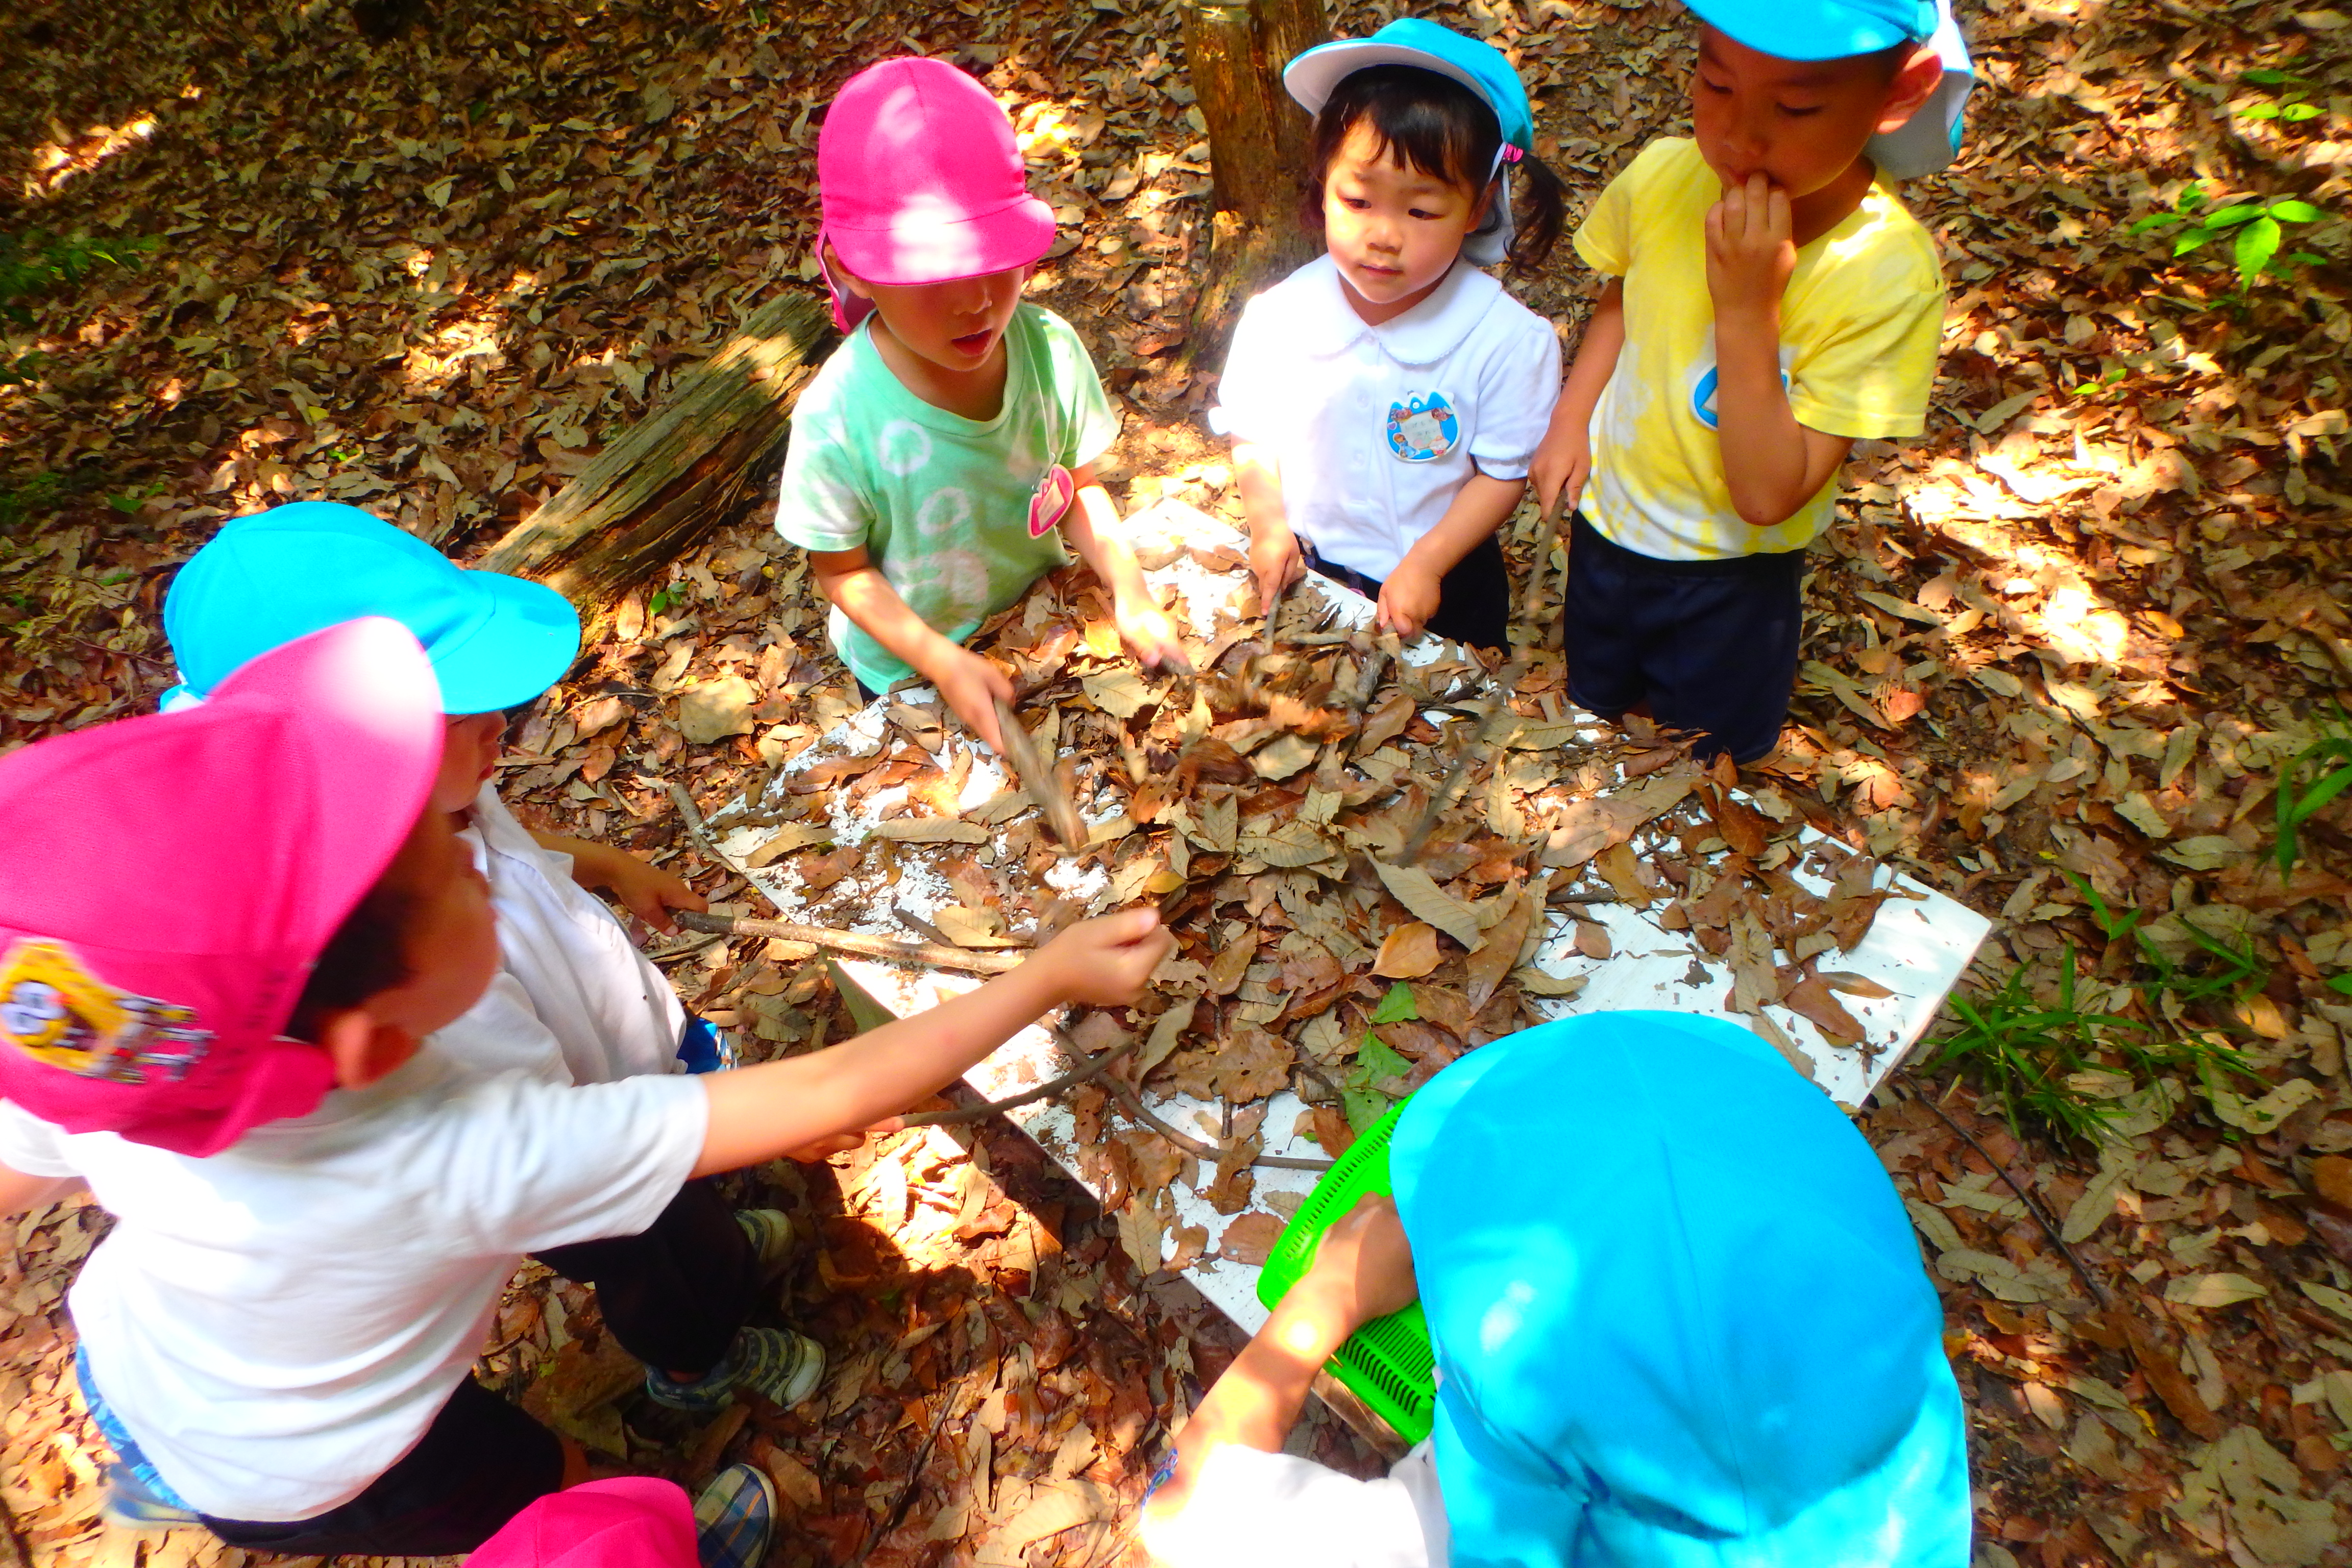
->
[1387,393,1460,462]
[0,940,214,1086]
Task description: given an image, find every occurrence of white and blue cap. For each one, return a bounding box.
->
[1283,19,1535,267]
[1687,0,1975,178]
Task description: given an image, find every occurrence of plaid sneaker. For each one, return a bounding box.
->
[691,1462,777,1568]
[733,1209,800,1288]
[100,1464,203,1530]
[645,1327,826,1414]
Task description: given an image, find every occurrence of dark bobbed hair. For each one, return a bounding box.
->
[285,868,418,1043]
[1300,63,1566,278]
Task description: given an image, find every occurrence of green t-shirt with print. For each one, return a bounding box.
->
[772,303,1119,694]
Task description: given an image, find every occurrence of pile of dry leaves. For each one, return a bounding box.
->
[4,0,2352,1565]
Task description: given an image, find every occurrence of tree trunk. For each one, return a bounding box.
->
[475,292,836,614]
[1176,0,1329,380]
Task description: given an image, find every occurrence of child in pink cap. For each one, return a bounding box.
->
[775,56,1185,752]
[0,617,1173,1556]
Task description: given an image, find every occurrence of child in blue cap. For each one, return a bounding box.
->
[1533,0,1973,764]
[1142,1010,1972,1567]
[1217,20,1569,649]
[155,502,843,1455]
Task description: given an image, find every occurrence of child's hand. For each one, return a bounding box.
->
[1114,593,1189,676]
[1375,560,1441,639]
[933,649,1016,754]
[546,835,709,934]
[597,848,708,934]
[1293,1194,1418,1335]
[1531,423,1592,522]
[1248,529,1303,620]
[1704,172,1796,323]
[1030,908,1172,1007]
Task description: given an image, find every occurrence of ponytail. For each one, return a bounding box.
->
[1500,152,1566,278]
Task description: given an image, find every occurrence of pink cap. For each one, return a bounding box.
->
[816,57,1056,330]
[0,618,444,1156]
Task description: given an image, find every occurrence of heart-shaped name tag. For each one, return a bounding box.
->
[1029,462,1075,538]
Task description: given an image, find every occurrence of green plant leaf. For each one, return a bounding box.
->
[2237,102,2283,119]
[2329,974,2352,997]
[1351,1035,1411,1086]
[2242,67,2297,84]
[2282,103,2323,121]
[2174,229,2215,256]
[1341,1087,1392,1133]
[2268,199,2324,223]
[1368,983,1418,1024]
[2205,204,2266,228]
[2235,215,2283,288]
[2129,212,2184,234]
[2180,185,2210,212]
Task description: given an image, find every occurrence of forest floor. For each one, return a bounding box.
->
[3,1,2352,1565]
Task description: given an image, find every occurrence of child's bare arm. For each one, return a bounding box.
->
[1705,175,1854,526]
[1378,472,1524,638]
[529,832,707,933]
[1062,468,1188,672]
[1143,1196,1418,1525]
[1230,442,1301,616]
[1532,278,1625,521]
[693,910,1171,1174]
[0,1163,83,1217]
[808,546,1012,752]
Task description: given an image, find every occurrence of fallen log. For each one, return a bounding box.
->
[476,291,836,611]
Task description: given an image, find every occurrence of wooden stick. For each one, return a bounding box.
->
[1398,656,1530,865]
[992,697,1086,851]
[1110,1080,1335,1172]
[670,909,1024,974]
[900,1036,1139,1126]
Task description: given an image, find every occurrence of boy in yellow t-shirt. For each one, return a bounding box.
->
[1533,0,1955,765]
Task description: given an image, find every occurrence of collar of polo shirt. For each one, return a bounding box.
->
[1290,254,1509,368]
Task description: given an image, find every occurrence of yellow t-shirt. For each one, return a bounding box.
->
[1575,137,1943,561]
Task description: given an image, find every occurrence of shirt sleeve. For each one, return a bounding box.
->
[1212,292,1278,446]
[0,1100,77,1179]
[1786,232,1945,440]
[1141,1446,1440,1568]
[1038,310,1120,470]
[771,367,874,554]
[426,1072,710,1257]
[1571,152,1646,279]
[1466,310,1564,480]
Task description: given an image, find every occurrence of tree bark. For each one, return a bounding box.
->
[475,292,836,613]
[1177,0,1329,379]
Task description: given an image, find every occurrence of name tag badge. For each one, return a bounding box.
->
[1029,462,1074,537]
[1387,393,1459,463]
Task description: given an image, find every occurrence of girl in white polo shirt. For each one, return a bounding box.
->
[1217,20,1565,650]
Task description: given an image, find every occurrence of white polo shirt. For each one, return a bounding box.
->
[1215,255,1560,583]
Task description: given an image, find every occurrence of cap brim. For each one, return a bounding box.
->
[430,571,582,714]
[1283,38,1496,119]
[825,193,1058,287]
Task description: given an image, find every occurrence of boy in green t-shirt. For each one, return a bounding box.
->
[1532,0,1962,765]
[774,58,1183,753]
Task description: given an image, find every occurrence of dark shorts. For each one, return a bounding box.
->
[1300,531,1512,652]
[1560,511,1804,765]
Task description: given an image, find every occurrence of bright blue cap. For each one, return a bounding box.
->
[1283,19,1535,154]
[1391,1011,1972,1568]
[163,502,580,715]
[1685,0,1937,61]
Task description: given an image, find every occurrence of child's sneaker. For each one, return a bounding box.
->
[100,1464,203,1530]
[645,1327,826,1414]
[692,1461,777,1568]
[733,1209,801,1288]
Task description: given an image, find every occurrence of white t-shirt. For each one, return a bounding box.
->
[1143,1440,1450,1568]
[0,1051,707,1521]
[455,786,684,1087]
[1215,256,1561,583]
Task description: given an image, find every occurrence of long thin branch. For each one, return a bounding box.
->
[670,909,1023,975]
[1110,1080,1334,1172]
[1897,1082,2108,1309]
[900,1036,1139,1126]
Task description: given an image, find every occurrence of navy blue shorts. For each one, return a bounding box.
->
[1560,511,1804,765]
[1298,531,1512,651]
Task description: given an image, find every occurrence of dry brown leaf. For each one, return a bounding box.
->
[1373,921,1442,979]
[1218,1211,1286,1266]
[1371,860,1482,948]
